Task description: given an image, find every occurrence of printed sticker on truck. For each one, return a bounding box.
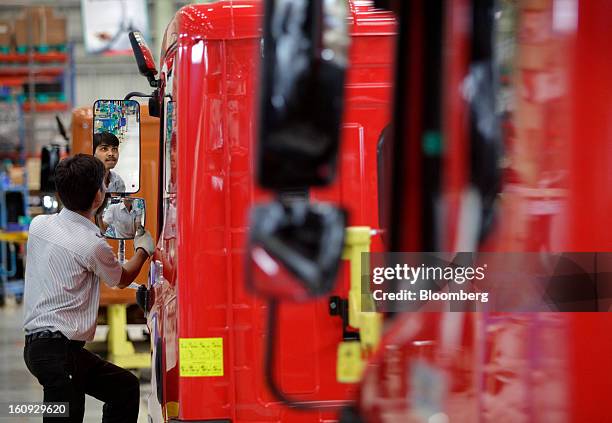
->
[179,337,224,377]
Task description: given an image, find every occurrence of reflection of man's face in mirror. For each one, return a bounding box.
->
[93,132,120,171]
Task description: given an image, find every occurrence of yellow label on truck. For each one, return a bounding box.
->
[179,338,224,377]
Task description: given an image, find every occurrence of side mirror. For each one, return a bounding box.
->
[129,31,158,87]
[97,197,146,240]
[246,201,346,302]
[93,100,141,194]
[257,0,350,189]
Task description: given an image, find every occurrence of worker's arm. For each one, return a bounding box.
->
[117,249,148,288]
[115,229,155,289]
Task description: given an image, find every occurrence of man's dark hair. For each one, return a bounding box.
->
[55,154,105,212]
[93,132,120,151]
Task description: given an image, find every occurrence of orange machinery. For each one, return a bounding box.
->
[71,105,159,304]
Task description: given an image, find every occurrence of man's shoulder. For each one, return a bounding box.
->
[28,213,55,234]
[30,214,49,225]
[29,213,106,256]
[110,170,125,182]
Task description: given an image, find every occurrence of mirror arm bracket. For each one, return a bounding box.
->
[124,91,154,100]
[124,89,161,118]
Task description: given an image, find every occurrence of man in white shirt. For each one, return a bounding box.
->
[102,198,143,239]
[23,154,155,423]
[94,132,126,193]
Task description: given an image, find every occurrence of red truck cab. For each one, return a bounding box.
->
[344,1,612,422]
[147,2,395,422]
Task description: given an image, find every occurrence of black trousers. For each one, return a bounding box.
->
[24,336,140,423]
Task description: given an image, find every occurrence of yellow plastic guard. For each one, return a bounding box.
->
[179,338,224,377]
[336,341,364,383]
[106,304,150,369]
[336,227,385,383]
[342,226,372,329]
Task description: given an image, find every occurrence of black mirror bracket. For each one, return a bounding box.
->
[124,90,156,101]
[329,296,360,341]
[124,89,161,118]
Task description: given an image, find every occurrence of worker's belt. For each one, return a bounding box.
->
[25,331,85,348]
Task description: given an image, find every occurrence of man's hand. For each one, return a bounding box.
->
[134,229,155,257]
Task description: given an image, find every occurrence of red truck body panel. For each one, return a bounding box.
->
[355,1,612,422]
[148,2,396,421]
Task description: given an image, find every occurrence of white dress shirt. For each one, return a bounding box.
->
[23,208,123,341]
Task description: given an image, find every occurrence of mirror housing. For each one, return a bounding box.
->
[148,89,161,118]
[257,0,350,190]
[97,197,146,240]
[93,100,141,194]
[129,31,158,87]
[246,201,346,302]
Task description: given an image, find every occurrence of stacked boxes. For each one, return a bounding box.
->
[1,7,67,55]
[0,21,11,54]
[13,18,27,54]
[47,14,68,52]
[0,7,69,108]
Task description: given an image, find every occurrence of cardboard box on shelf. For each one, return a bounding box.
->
[30,11,41,48]
[34,7,67,49]
[0,20,11,51]
[8,166,25,187]
[47,16,67,47]
[14,18,28,51]
[26,158,41,191]
[13,7,67,51]
[29,7,48,48]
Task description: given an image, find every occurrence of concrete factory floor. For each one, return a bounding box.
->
[0,299,150,423]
